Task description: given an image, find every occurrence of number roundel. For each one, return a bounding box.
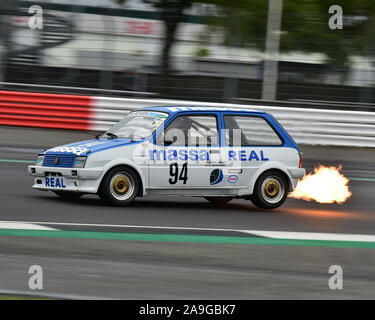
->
[169,163,188,184]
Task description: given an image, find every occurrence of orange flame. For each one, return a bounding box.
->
[289,165,352,204]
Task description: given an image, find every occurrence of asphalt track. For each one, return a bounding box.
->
[0,127,374,299]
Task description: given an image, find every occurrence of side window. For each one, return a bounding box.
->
[156,115,219,146]
[223,115,282,146]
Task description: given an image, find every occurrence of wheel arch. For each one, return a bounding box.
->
[249,166,293,195]
[98,163,145,197]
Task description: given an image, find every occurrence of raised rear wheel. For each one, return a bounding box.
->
[250,171,288,209]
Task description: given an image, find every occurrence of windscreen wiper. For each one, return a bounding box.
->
[106,132,118,139]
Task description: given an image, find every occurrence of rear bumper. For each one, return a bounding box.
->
[289,168,306,179]
[28,165,104,193]
[287,167,306,190]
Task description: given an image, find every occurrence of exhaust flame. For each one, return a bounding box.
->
[289,165,352,204]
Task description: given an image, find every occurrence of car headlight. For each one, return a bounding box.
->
[73,156,87,168]
[35,155,44,166]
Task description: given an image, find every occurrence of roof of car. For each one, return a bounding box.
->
[139,106,264,114]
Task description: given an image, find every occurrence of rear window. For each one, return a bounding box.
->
[223,115,283,146]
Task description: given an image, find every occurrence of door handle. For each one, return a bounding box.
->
[208,161,226,166]
[208,149,225,165]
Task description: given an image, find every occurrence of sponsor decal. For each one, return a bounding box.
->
[210,169,223,185]
[149,149,209,161]
[228,175,239,184]
[147,111,168,119]
[47,146,88,156]
[78,141,105,148]
[45,177,66,188]
[127,111,148,117]
[128,111,168,119]
[167,106,256,113]
[228,150,269,161]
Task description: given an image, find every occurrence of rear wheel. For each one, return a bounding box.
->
[98,166,139,206]
[250,171,288,209]
[53,191,83,201]
[204,197,233,205]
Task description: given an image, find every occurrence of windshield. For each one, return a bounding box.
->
[103,110,169,140]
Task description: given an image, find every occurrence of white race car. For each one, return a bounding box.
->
[28,106,305,209]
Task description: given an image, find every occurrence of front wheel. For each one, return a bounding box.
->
[98,166,139,206]
[250,171,288,209]
[204,197,233,205]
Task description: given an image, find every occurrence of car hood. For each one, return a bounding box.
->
[43,138,138,156]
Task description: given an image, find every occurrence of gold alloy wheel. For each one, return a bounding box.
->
[263,179,280,199]
[112,176,130,196]
[260,176,285,204]
[109,173,135,201]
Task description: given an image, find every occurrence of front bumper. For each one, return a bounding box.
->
[28,165,104,193]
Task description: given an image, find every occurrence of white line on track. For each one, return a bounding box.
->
[240,230,375,242]
[0,220,240,233]
[1,220,375,242]
[0,222,57,231]
[0,289,115,300]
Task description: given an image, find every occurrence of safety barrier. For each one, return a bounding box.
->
[1,90,375,147]
[0,91,92,130]
[91,96,375,148]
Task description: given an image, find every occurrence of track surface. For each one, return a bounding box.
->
[0,161,374,234]
[0,145,373,235]
[0,127,374,299]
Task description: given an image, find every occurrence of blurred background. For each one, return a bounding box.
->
[1,0,375,107]
[1,1,375,300]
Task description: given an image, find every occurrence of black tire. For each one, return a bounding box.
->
[250,170,288,209]
[204,197,233,205]
[53,191,83,201]
[98,166,140,206]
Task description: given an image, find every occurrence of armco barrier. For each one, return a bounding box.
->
[1,90,375,147]
[91,96,375,148]
[0,91,92,130]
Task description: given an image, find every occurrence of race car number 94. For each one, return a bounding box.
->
[183,304,236,315]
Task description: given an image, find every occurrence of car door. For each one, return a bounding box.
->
[221,113,284,188]
[148,113,220,188]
